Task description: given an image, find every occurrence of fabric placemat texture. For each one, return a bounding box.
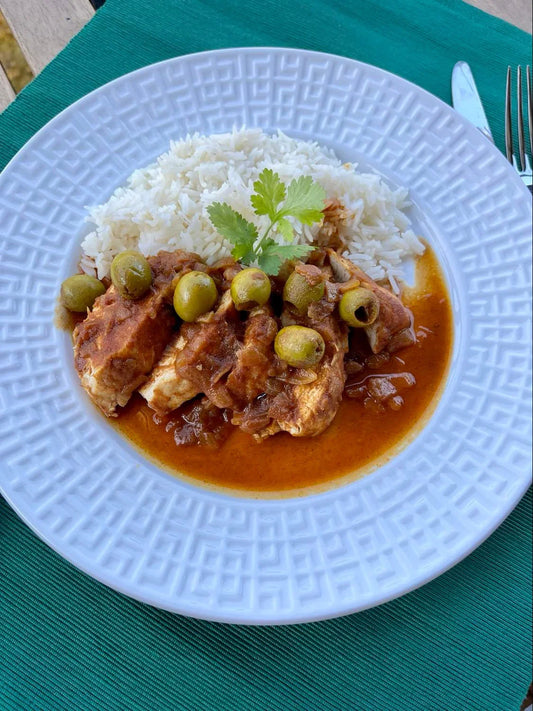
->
[0,0,531,709]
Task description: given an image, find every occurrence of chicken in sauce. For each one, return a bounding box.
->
[58,163,453,494]
[69,241,416,447]
[73,251,203,416]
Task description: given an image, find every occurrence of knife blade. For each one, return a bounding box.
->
[451,61,494,143]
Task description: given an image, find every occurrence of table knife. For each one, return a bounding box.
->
[451,61,494,142]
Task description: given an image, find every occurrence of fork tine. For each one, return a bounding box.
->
[505,66,513,163]
[527,65,532,156]
[517,66,526,172]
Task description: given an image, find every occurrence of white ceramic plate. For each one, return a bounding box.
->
[0,48,531,625]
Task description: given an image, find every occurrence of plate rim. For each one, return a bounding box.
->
[1,46,530,199]
[3,473,529,625]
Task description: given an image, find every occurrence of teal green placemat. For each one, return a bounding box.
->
[0,1,531,709]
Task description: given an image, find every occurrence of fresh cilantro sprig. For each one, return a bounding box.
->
[207,169,326,275]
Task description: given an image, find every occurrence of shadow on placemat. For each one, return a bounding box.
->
[521,684,533,711]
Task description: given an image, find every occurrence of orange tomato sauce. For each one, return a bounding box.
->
[113,246,452,496]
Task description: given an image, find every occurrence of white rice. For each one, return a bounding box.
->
[81,128,424,291]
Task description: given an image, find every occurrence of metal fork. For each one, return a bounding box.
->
[505,65,532,191]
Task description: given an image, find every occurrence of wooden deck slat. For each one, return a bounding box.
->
[465,0,532,34]
[0,61,15,112]
[1,0,94,76]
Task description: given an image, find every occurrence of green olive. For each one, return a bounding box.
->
[173,270,218,322]
[339,287,380,327]
[230,268,271,310]
[283,270,325,313]
[60,274,106,312]
[110,250,153,300]
[274,325,325,368]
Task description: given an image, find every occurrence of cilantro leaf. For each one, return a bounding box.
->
[207,202,258,245]
[276,217,294,243]
[208,172,325,275]
[279,175,326,225]
[207,202,258,263]
[231,243,257,265]
[257,239,314,275]
[250,168,286,219]
[256,252,282,276]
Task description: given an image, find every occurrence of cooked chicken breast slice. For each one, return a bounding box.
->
[138,332,197,415]
[268,346,347,437]
[327,249,415,353]
[73,250,201,416]
[140,290,238,415]
[266,302,348,437]
[226,304,279,406]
